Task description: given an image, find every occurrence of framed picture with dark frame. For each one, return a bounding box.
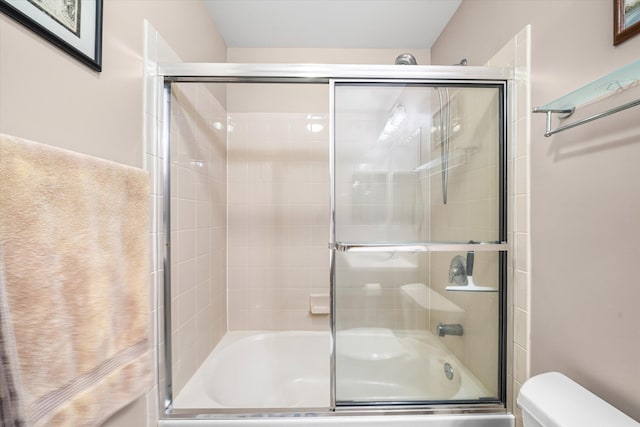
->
[614,0,640,45]
[0,0,103,71]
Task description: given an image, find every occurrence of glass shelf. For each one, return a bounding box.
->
[540,60,640,111]
[533,60,640,137]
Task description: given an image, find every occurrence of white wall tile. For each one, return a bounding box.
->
[227,112,330,330]
[514,307,528,349]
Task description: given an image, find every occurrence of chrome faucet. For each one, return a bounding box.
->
[448,248,475,285]
[448,255,467,285]
[437,323,464,337]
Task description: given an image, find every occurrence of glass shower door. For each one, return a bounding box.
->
[331,81,507,405]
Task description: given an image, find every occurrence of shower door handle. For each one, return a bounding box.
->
[330,242,508,252]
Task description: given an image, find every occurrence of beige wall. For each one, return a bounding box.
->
[433,0,640,421]
[0,0,226,167]
[0,1,226,425]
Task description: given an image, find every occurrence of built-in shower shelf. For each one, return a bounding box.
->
[533,60,640,137]
[446,276,497,292]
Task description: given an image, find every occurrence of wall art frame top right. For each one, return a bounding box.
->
[614,0,640,45]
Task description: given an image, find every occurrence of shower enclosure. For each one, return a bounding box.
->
[158,63,510,423]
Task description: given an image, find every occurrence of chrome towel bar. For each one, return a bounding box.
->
[533,98,640,137]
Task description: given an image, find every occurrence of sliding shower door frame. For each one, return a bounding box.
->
[157,63,512,420]
[329,79,509,408]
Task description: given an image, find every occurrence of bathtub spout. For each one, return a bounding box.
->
[437,323,464,337]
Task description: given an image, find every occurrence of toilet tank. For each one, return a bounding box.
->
[517,372,639,427]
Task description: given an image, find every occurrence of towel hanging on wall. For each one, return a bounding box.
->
[0,134,152,426]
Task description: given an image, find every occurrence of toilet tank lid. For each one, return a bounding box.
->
[517,372,639,427]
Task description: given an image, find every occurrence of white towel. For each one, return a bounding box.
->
[0,134,152,426]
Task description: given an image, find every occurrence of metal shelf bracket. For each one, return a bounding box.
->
[532,107,575,137]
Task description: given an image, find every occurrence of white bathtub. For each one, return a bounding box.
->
[167,329,513,426]
[174,330,330,408]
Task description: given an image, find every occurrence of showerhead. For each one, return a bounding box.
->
[395,53,417,65]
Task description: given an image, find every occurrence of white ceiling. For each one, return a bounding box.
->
[203,0,462,49]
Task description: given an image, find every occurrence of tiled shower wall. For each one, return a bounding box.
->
[169,82,228,395]
[226,112,330,331]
